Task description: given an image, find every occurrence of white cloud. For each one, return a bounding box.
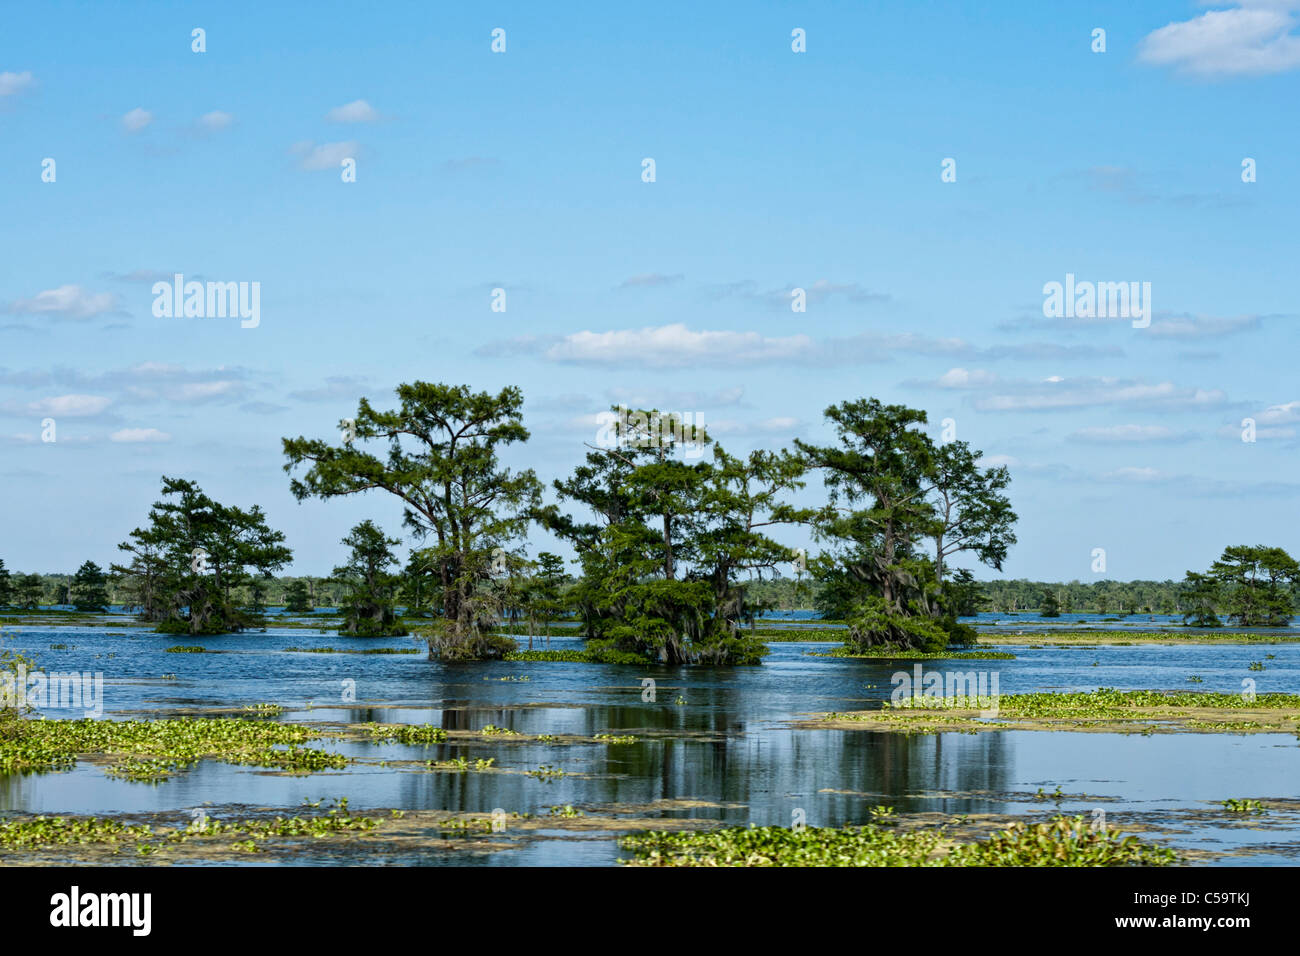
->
[0,71,34,96]
[1102,466,1167,483]
[933,367,1000,389]
[4,285,119,320]
[17,394,113,418]
[110,427,171,443]
[125,380,243,404]
[293,140,359,171]
[973,376,1229,412]
[1140,3,1300,76]
[1148,313,1262,338]
[198,110,234,131]
[122,107,153,132]
[326,99,379,123]
[541,323,815,368]
[1069,424,1195,443]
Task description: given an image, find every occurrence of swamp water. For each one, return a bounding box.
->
[2,622,1298,866]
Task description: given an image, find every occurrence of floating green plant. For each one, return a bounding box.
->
[620,815,1176,867]
[164,645,206,654]
[527,764,567,779]
[1221,798,1266,814]
[363,722,448,745]
[808,647,1015,661]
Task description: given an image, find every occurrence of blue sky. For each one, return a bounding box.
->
[2,1,1298,581]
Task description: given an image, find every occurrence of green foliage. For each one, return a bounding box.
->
[284,382,542,659]
[113,477,292,635]
[332,520,407,637]
[798,399,1015,651]
[283,580,312,612]
[69,561,110,612]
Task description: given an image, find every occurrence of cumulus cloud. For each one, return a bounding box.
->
[928,368,1000,389]
[1102,466,1168,483]
[4,285,120,320]
[0,394,112,418]
[481,325,1119,370]
[1147,313,1264,338]
[110,427,171,443]
[0,71,34,96]
[198,110,234,131]
[325,99,379,123]
[970,376,1229,413]
[291,140,359,171]
[486,324,815,368]
[1140,2,1300,76]
[1068,424,1197,443]
[122,107,153,132]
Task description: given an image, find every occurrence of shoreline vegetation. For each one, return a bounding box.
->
[811,689,1300,736]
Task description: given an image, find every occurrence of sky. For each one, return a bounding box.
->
[2,1,1298,582]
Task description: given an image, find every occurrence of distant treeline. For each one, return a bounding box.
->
[6,571,1285,618]
[0,571,348,611]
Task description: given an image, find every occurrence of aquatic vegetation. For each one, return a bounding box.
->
[224,746,348,771]
[283,646,419,655]
[363,722,448,745]
[594,733,637,744]
[0,716,332,778]
[425,755,495,773]
[527,764,567,779]
[1187,676,1203,683]
[1248,661,1265,671]
[0,800,381,853]
[820,688,1300,735]
[755,628,847,642]
[809,647,1014,660]
[994,689,1300,718]
[503,647,649,665]
[548,805,583,817]
[1221,798,1266,814]
[480,724,520,737]
[621,815,1176,867]
[104,757,193,782]
[947,817,1178,867]
[164,645,207,654]
[242,703,284,716]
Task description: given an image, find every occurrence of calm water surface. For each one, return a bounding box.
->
[2,620,1298,866]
